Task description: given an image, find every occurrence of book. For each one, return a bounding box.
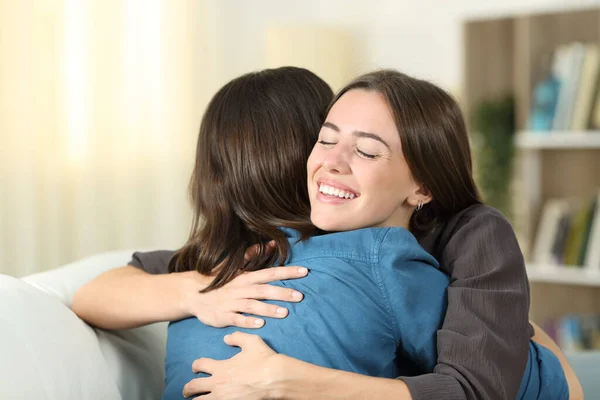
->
[578,196,597,265]
[585,189,600,269]
[551,211,573,265]
[533,199,571,264]
[563,200,594,266]
[553,43,586,131]
[549,314,600,351]
[571,44,600,130]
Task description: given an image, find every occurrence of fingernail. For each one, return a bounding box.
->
[297,267,308,275]
[276,307,287,315]
[292,291,303,300]
[254,318,264,326]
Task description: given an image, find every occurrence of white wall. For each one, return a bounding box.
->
[3,0,600,276]
[214,0,600,93]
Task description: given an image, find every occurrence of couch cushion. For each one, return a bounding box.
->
[2,249,169,400]
[21,250,168,400]
[0,274,122,400]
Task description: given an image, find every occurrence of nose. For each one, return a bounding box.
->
[322,145,351,174]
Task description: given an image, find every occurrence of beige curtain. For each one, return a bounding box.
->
[0,0,216,276]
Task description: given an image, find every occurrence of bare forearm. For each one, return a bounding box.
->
[72,266,196,329]
[269,355,412,400]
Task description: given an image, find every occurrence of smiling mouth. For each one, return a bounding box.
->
[318,183,359,199]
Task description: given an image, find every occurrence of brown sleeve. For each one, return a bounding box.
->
[128,250,174,275]
[401,209,531,400]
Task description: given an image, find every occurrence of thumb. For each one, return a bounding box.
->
[224,331,264,349]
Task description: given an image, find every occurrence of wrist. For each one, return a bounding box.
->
[264,354,296,399]
[170,271,210,318]
[262,354,342,399]
[264,355,412,400]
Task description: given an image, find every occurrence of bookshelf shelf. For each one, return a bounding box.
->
[516,131,600,149]
[464,7,600,335]
[527,264,600,287]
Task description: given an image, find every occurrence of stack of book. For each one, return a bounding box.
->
[542,314,600,352]
[528,42,600,132]
[532,190,600,268]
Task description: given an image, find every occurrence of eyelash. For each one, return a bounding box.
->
[317,140,377,159]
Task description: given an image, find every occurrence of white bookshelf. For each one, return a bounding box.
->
[527,264,600,287]
[465,5,600,349]
[516,131,600,149]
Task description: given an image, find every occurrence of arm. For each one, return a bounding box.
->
[185,331,413,400]
[531,321,584,400]
[72,251,309,330]
[401,209,531,400]
[72,266,207,329]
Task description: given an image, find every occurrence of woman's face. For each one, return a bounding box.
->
[307,89,421,232]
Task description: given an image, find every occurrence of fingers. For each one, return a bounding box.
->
[229,313,265,329]
[243,243,260,264]
[238,266,308,285]
[183,376,212,398]
[235,299,289,319]
[238,283,304,303]
[224,331,265,349]
[243,240,277,263]
[191,357,218,374]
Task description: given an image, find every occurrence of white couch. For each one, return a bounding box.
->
[0,250,167,400]
[1,251,599,399]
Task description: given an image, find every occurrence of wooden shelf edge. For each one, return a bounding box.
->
[516,131,600,149]
[527,264,600,286]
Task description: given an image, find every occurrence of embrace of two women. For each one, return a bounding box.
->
[72,67,581,400]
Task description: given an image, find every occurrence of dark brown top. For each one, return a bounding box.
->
[129,204,532,400]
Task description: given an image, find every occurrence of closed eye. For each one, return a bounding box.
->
[318,139,336,146]
[357,149,377,159]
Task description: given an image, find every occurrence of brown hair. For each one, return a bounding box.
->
[169,67,333,291]
[332,70,481,237]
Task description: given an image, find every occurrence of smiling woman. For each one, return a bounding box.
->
[308,89,431,231]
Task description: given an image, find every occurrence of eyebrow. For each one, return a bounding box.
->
[322,121,391,150]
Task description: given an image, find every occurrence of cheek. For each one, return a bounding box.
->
[306,148,322,175]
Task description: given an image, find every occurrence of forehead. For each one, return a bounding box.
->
[327,89,398,136]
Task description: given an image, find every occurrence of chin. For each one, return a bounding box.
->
[311,216,352,233]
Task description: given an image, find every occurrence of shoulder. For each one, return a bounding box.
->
[436,204,526,278]
[378,227,439,269]
[421,204,513,258]
[447,204,511,233]
[287,228,394,264]
[129,250,175,274]
[446,204,517,249]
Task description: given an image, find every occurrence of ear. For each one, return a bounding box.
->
[407,184,433,208]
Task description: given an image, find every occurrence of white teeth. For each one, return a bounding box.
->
[318,184,357,199]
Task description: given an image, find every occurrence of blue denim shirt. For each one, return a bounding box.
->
[162,227,449,399]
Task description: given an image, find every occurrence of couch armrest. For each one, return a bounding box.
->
[22,249,137,307]
[0,274,122,399]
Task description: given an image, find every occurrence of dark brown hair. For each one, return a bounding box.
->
[169,67,333,291]
[332,70,482,237]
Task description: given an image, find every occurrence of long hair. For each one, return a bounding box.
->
[332,70,482,237]
[169,67,333,292]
